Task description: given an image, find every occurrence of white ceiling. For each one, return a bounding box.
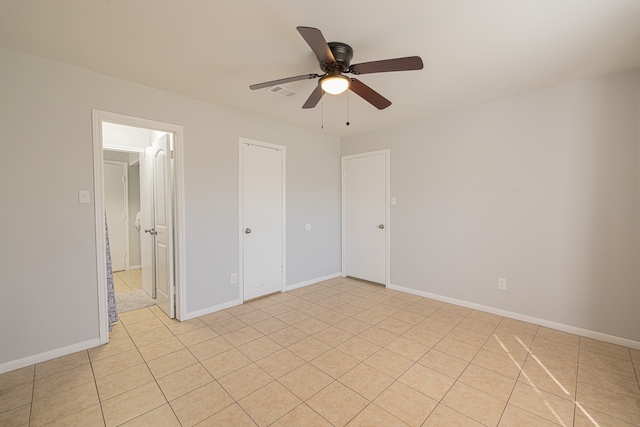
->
[1,1,639,137]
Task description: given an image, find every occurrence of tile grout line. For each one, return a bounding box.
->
[67,290,388,418]
[426,309,502,426]
[130,306,189,426]
[19,277,640,426]
[27,352,95,427]
[85,349,108,427]
[573,336,582,427]
[571,343,640,427]
[311,299,470,425]
[271,287,390,426]
[230,287,419,425]
[107,307,159,427]
[106,306,180,426]
[334,339,435,425]
[28,363,35,427]
[245,288,560,424]
[131,305,268,426]
[496,328,533,426]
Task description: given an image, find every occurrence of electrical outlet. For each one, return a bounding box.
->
[498,277,507,290]
[78,190,91,204]
[230,273,237,284]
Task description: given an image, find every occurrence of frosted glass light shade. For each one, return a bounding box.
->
[320,75,350,95]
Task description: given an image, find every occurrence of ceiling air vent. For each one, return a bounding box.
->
[268,85,298,98]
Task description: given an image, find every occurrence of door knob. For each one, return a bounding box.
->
[144,228,157,235]
[244,228,252,234]
[378,224,385,229]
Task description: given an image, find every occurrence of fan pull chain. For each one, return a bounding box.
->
[346,93,350,126]
[321,97,324,129]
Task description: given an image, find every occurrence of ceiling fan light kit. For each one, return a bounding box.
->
[250,26,424,111]
[320,73,350,95]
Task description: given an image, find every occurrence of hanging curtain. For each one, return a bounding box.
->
[105,214,118,330]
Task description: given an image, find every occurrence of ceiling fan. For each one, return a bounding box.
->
[249,26,424,110]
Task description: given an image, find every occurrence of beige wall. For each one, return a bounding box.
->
[1,43,638,372]
[0,47,341,368]
[343,68,640,343]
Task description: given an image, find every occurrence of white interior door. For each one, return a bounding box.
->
[343,151,388,284]
[242,142,284,301]
[104,161,127,272]
[140,148,154,298]
[152,135,174,317]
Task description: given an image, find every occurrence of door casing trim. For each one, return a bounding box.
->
[92,109,186,344]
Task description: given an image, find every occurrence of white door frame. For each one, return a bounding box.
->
[341,149,391,286]
[92,110,187,344]
[238,137,286,302]
[103,160,130,271]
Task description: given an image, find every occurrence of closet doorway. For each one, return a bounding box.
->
[240,139,286,301]
[342,150,390,286]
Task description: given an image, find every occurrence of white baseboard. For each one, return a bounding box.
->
[181,299,242,321]
[6,280,635,376]
[286,272,342,291]
[127,265,141,270]
[388,284,640,351]
[181,273,341,321]
[0,338,101,375]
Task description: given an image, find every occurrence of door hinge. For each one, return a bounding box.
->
[170,150,174,159]
[122,176,126,182]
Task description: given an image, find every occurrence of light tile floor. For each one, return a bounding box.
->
[2,277,639,426]
[113,269,142,295]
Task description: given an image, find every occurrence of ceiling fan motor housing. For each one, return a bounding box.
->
[322,42,353,72]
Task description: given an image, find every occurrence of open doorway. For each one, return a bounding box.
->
[92,110,186,344]
[103,149,146,312]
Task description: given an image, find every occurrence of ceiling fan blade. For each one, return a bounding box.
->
[349,79,392,110]
[302,85,324,109]
[250,73,320,90]
[349,56,423,75]
[297,26,336,65]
